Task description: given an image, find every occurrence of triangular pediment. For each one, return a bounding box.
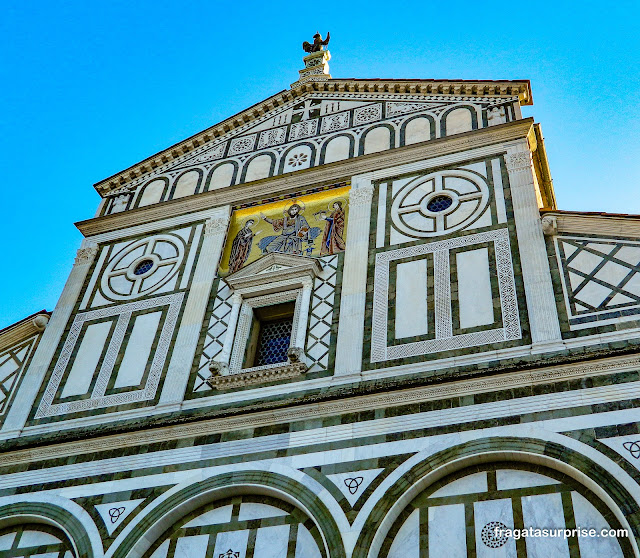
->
[225,253,322,290]
[95,77,531,196]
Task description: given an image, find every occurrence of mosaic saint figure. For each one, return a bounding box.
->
[316,200,346,255]
[258,203,320,256]
[228,219,256,273]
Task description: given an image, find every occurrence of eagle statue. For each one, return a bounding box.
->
[303,31,330,53]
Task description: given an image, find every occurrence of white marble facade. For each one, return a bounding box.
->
[2,54,640,558]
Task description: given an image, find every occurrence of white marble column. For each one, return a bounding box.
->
[218,293,243,365]
[159,208,231,404]
[505,141,563,351]
[1,241,99,435]
[293,278,313,350]
[334,175,375,376]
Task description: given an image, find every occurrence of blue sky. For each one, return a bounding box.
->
[1,0,639,328]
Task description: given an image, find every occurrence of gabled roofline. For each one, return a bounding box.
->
[0,310,50,352]
[93,77,532,196]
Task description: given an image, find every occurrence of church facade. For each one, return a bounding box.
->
[1,41,640,558]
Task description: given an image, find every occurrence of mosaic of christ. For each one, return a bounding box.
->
[220,186,350,276]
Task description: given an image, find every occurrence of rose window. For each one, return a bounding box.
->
[101,234,185,300]
[390,170,490,238]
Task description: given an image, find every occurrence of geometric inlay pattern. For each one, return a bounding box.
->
[35,292,184,418]
[325,468,384,507]
[194,280,233,392]
[555,236,640,328]
[382,464,626,558]
[0,335,38,416]
[141,495,325,558]
[390,169,490,238]
[0,524,75,558]
[95,498,145,536]
[371,228,521,362]
[305,255,338,373]
[100,234,186,302]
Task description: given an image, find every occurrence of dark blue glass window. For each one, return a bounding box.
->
[133,259,154,276]
[254,318,293,366]
[427,195,453,213]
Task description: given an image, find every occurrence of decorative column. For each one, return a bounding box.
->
[2,241,99,434]
[505,141,563,351]
[158,209,231,404]
[334,176,375,376]
[216,293,243,367]
[293,278,314,351]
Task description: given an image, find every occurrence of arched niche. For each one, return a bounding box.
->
[280,143,315,174]
[355,437,640,558]
[321,134,354,164]
[206,162,237,191]
[360,125,395,155]
[170,169,202,199]
[136,178,169,208]
[381,463,630,558]
[401,116,435,146]
[114,471,346,558]
[441,106,476,136]
[143,494,325,558]
[0,523,76,558]
[0,498,102,558]
[242,153,275,183]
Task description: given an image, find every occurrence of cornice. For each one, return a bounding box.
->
[541,210,640,238]
[0,311,49,353]
[93,78,532,195]
[78,118,535,238]
[0,352,635,467]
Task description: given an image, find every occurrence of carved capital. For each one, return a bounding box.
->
[204,217,229,237]
[541,215,558,236]
[349,184,374,206]
[505,152,532,172]
[75,244,99,265]
[208,360,229,378]
[287,346,304,363]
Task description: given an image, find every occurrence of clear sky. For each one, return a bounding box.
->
[1,0,639,328]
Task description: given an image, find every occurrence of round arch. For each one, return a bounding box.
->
[358,123,396,156]
[354,437,640,558]
[278,141,317,174]
[399,114,436,146]
[439,104,479,137]
[0,497,102,558]
[113,470,347,558]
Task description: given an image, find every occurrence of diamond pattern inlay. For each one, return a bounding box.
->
[305,255,338,373]
[559,238,640,315]
[194,280,232,392]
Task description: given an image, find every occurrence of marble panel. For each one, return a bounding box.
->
[174,534,209,558]
[395,259,429,338]
[388,508,419,558]
[457,248,494,329]
[429,503,467,557]
[430,472,487,498]
[474,498,517,558]
[295,525,322,558]
[521,492,570,558]
[212,530,249,558]
[184,505,233,527]
[60,320,112,398]
[253,524,290,558]
[571,492,624,558]
[113,311,162,388]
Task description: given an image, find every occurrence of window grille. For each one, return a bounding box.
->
[254,317,293,366]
